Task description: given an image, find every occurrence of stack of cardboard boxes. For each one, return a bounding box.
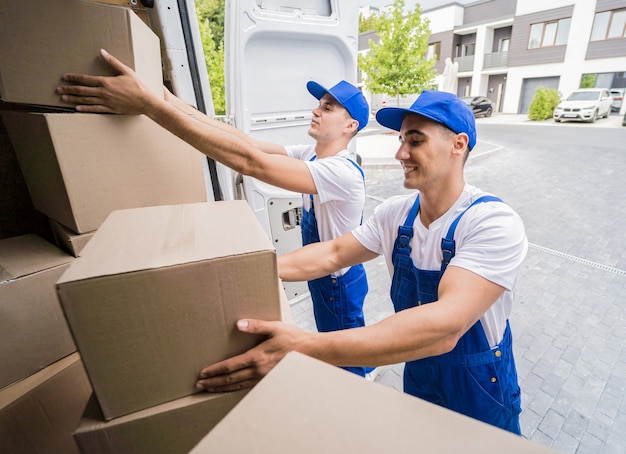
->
[0,1,285,452]
[58,201,287,453]
[0,235,91,453]
[0,0,208,257]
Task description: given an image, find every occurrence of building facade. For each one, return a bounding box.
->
[360,0,626,115]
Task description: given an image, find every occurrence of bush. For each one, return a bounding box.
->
[528,87,561,121]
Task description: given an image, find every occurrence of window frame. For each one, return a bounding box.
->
[528,17,571,49]
[590,8,626,41]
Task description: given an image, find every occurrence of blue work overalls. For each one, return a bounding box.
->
[390,194,522,434]
[301,157,370,377]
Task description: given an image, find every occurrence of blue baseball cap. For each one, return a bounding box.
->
[307,80,369,131]
[375,90,476,150]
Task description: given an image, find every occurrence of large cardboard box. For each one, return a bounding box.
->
[73,390,248,454]
[0,0,162,108]
[0,234,76,390]
[191,352,559,454]
[56,201,282,420]
[2,112,207,233]
[0,353,92,454]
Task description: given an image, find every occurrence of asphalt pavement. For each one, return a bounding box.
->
[288,112,626,454]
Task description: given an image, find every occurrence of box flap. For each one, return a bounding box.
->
[0,235,72,282]
[58,201,275,284]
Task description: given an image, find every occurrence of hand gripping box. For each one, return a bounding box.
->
[2,112,207,233]
[56,201,283,420]
[0,234,76,390]
[0,0,163,108]
[71,287,290,454]
[190,352,560,454]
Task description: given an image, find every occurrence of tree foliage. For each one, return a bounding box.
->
[358,0,436,103]
[580,73,596,89]
[359,12,381,33]
[195,0,226,114]
[527,87,561,121]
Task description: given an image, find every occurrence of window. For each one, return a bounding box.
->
[462,43,475,57]
[528,18,571,49]
[498,38,510,52]
[591,8,626,41]
[426,42,441,61]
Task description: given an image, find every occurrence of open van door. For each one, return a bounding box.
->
[149,0,361,301]
[224,0,361,300]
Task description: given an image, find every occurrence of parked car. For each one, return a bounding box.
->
[460,96,495,117]
[610,88,625,112]
[553,88,613,123]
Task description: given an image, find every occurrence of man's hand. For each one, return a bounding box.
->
[196,319,313,392]
[56,49,153,115]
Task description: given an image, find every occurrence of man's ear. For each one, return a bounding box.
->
[346,118,359,135]
[452,133,469,156]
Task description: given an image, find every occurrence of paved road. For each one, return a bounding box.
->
[289,114,626,453]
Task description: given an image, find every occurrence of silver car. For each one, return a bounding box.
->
[553,88,613,123]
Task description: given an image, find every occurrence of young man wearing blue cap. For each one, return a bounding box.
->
[58,50,372,377]
[194,90,528,435]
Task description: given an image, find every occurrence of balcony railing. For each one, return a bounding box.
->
[455,55,474,72]
[483,51,509,69]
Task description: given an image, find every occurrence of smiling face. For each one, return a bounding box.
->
[308,93,357,143]
[395,114,466,191]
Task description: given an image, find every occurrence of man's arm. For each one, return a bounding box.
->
[278,232,379,282]
[196,264,505,392]
[56,49,315,193]
[163,87,286,156]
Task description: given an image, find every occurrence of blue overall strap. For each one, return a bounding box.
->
[306,155,317,206]
[346,157,365,224]
[346,158,365,180]
[392,194,420,267]
[440,195,503,272]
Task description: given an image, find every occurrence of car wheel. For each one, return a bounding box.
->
[485,107,492,117]
[554,118,561,123]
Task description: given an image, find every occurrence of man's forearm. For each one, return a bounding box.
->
[144,96,257,174]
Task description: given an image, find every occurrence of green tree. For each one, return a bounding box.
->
[359,12,381,33]
[527,87,561,121]
[195,0,226,114]
[580,73,596,89]
[358,0,436,105]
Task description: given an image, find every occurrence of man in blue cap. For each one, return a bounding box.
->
[194,90,528,434]
[57,50,372,377]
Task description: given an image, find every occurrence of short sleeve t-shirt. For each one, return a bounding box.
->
[286,144,365,275]
[352,184,528,346]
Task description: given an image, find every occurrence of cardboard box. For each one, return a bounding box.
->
[0,0,162,108]
[0,235,77,390]
[191,352,559,454]
[0,353,92,454]
[50,219,95,258]
[56,201,282,420]
[74,390,248,454]
[2,112,207,233]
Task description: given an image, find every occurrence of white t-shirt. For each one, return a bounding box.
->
[286,144,365,276]
[353,184,528,346]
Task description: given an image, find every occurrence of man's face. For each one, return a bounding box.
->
[395,114,457,190]
[308,93,353,141]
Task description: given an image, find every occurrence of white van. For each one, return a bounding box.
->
[143,0,362,300]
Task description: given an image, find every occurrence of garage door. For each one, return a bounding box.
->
[519,76,559,113]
